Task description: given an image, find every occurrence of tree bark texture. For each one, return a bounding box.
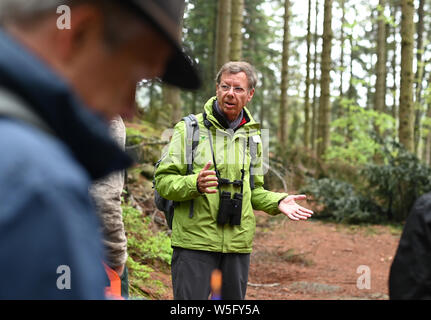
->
[413,0,425,155]
[398,0,415,153]
[304,0,312,148]
[230,0,244,61]
[374,0,387,114]
[216,0,232,71]
[317,0,333,159]
[278,0,290,147]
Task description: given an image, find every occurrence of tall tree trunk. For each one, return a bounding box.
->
[210,2,218,96]
[424,72,431,165]
[311,0,320,155]
[304,0,312,149]
[278,0,290,147]
[372,1,386,162]
[366,8,377,111]
[389,0,399,138]
[347,32,354,101]
[374,0,387,115]
[346,5,356,144]
[346,1,356,103]
[260,75,266,126]
[317,0,333,159]
[163,23,183,126]
[398,0,415,153]
[230,0,244,61]
[424,105,431,165]
[373,0,387,152]
[413,0,425,156]
[215,0,232,71]
[338,0,345,100]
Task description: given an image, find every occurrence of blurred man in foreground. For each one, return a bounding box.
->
[0,0,200,299]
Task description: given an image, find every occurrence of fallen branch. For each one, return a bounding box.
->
[247,282,280,287]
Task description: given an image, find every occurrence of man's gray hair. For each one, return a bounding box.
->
[216,61,258,90]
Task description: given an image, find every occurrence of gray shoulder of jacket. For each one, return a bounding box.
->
[109,115,126,149]
[0,87,55,135]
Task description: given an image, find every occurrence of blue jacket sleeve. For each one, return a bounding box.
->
[0,178,107,299]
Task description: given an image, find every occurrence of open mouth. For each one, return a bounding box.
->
[224,101,236,108]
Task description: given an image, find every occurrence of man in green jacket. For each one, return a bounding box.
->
[155,61,313,300]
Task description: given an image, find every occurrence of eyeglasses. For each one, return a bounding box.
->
[218,84,247,95]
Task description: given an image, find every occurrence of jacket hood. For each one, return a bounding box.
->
[0,30,132,180]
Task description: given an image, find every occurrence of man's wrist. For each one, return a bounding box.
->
[196,178,203,194]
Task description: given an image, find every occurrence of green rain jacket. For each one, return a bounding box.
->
[155,97,288,253]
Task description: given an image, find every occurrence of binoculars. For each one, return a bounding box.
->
[217,191,243,226]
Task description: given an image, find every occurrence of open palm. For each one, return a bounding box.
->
[278,195,313,221]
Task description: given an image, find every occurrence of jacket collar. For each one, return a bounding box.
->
[203,96,260,132]
[0,30,132,180]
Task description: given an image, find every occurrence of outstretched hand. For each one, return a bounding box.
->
[278,195,313,221]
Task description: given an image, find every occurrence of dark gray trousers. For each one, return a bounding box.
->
[171,247,250,300]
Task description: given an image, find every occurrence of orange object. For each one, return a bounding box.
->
[103,262,124,300]
[210,269,222,300]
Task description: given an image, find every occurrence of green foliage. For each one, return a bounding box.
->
[123,205,172,265]
[127,226,172,265]
[122,204,172,299]
[302,140,431,223]
[126,127,145,146]
[361,141,431,221]
[301,177,380,223]
[125,120,167,164]
[126,256,152,281]
[326,98,395,165]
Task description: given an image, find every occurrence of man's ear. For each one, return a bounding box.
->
[55,4,104,63]
[247,88,255,102]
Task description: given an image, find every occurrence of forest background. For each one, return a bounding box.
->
[132,0,431,223]
[123,0,430,298]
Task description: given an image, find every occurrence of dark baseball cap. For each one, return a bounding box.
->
[122,0,201,90]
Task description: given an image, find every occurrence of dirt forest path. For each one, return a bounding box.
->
[152,211,401,300]
[246,212,401,300]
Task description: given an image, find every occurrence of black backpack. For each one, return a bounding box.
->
[153,113,259,229]
[154,114,200,229]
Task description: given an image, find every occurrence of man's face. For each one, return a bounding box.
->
[216,71,255,122]
[70,18,174,120]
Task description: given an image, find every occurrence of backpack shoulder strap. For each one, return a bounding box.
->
[181,114,200,219]
[182,114,199,175]
[249,134,259,190]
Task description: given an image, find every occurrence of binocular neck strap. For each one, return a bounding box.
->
[204,112,248,191]
[206,125,221,184]
[240,138,247,194]
[203,112,220,183]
